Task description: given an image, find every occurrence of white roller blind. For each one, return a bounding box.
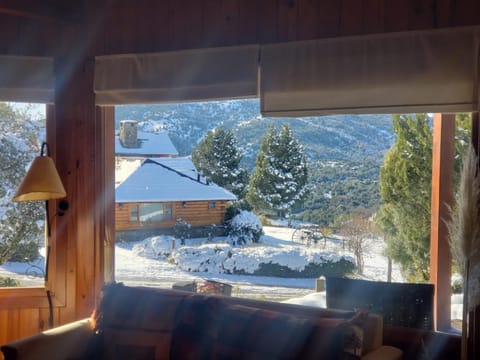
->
[94,45,259,105]
[261,26,480,116]
[0,55,54,103]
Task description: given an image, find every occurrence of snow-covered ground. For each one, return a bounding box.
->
[0,226,463,320]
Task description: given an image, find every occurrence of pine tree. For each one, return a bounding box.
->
[247,124,309,218]
[378,114,432,281]
[378,113,471,282]
[192,127,248,198]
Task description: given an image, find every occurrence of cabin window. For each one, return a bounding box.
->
[209,201,216,209]
[129,205,138,221]
[130,203,173,223]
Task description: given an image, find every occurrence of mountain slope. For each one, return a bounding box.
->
[116,100,393,168]
[116,100,395,226]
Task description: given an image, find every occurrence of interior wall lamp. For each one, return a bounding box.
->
[11,142,66,328]
[12,142,67,236]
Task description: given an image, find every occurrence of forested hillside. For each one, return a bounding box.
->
[116,100,394,226]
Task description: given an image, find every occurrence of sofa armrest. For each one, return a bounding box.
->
[1,318,94,360]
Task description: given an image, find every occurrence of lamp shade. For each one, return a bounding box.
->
[13,155,66,201]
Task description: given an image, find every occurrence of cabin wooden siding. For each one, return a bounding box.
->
[0,0,480,350]
[115,200,229,230]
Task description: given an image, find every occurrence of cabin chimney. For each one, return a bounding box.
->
[119,120,138,148]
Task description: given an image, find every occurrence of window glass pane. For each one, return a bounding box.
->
[0,102,47,287]
[130,205,138,221]
[164,204,172,220]
[112,101,466,329]
[139,203,165,222]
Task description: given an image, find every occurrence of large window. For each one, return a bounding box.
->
[112,100,408,303]
[130,203,173,223]
[0,102,47,288]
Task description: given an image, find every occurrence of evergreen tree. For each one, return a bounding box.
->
[0,103,44,265]
[247,123,308,218]
[378,114,432,281]
[192,127,248,198]
[378,113,471,282]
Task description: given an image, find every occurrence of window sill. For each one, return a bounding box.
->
[0,286,64,309]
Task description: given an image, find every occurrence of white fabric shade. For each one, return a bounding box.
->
[0,55,54,103]
[260,26,480,116]
[94,45,259,105]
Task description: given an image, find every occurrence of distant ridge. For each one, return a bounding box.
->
[116,99,394,169]
[116,100,395,225]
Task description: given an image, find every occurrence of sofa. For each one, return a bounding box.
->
[1,283,402,360]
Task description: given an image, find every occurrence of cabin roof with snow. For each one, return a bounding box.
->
[116,158,237,203]
[115,120,178,157]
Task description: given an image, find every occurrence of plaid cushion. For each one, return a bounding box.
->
[213,305,347,360]
[97,283,184,332]
[95,283,186,360]
[170,294,224,360]
[214,304,259,360]
[102,329,171,360]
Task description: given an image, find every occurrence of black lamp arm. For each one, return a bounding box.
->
[40,142,49,156]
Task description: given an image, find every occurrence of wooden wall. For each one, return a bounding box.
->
[174,201,228,227]
[98,0,480,55]
[115,201,228,230]
[1,0,480,348]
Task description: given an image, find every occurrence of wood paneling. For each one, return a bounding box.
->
[170,0,203,50]
[0,307,52,347]
[434,0,454,27]
[0,14,19,54]
[363,0,384,33]
[256,0,277,43]
[203,0,240,47]
[94,0,480,55]
[0,12,62,56]
[278,0,298,42]
[384,0,409,32]
[450,0,480,26]
[340,0,364,35]
[317,0,341,38]
[297,0,320,40]
[237,0,257,44]
[408,0,435,30]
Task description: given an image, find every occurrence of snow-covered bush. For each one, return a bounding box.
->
[173,218,191,245]
[171,244,231,273]
[224,199,252,222]
[227,210,263,245]
[171,243,354,278]
[132,236,174,259]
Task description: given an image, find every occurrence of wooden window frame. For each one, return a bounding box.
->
[0,105,66,310]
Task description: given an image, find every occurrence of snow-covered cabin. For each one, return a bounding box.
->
[115,157,236,237]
